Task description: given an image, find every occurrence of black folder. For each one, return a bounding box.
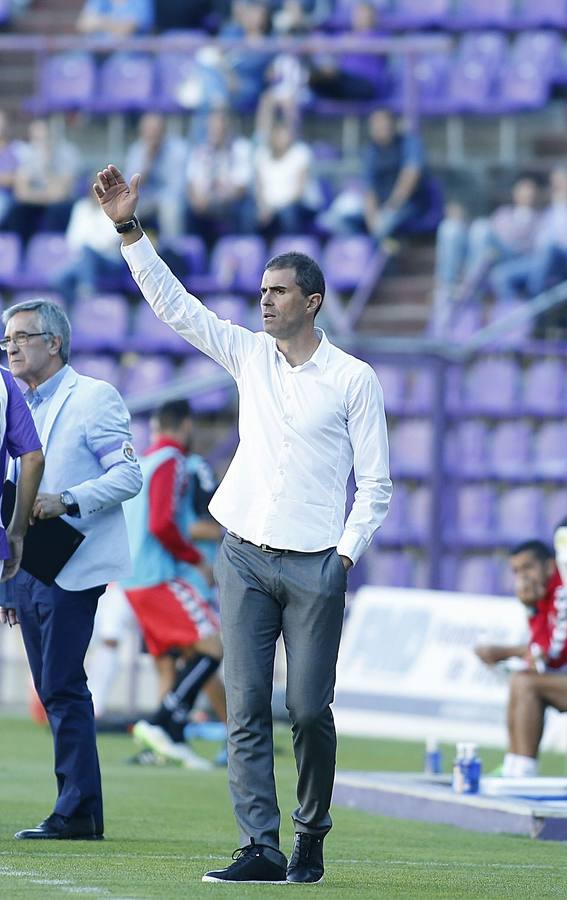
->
[1,481,85,585]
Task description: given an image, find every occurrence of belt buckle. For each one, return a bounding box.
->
[260,543,275,553]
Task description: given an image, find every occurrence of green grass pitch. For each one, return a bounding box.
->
[2,718,567,898]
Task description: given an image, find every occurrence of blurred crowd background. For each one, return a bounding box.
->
[2,0,567,596]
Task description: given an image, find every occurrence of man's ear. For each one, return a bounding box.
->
[306,293,322,316]
[49,334,62,356]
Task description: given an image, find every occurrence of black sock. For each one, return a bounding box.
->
[151,654,220,742]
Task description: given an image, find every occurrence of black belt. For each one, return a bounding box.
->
[227,531,290,554]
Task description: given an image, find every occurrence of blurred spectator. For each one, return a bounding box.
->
[435,177,541,299]
[154,0,210,31]
[0,110,25,228]
[273,0,332,34]
[254,99,322,236]
[124,114,187,239]
[308,2,387,102]
[491,166,567,300]
[49,188,123,306]
[185,108,254,243]
[77,0,154,37]
[2,119,80,245]
[363,109,430,244]
[220,0,273,111]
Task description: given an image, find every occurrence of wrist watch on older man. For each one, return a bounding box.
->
[59,491,80,517]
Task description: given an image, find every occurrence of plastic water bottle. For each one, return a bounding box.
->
[453,742,482,794]
[424,737,443,775]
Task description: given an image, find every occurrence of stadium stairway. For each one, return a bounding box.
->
[359,240,435,336]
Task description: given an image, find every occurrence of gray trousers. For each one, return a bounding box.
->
[215,532,347,851]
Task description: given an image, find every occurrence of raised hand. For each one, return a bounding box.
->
[93,164,141,224]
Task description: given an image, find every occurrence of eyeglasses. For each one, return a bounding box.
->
[0,332,52,351]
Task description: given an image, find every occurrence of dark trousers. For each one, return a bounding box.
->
[216,533,347,850]
[9,571,105,830]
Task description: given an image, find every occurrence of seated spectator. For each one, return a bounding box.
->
[154,0,210,31]
[124,113,187,239]
[0,110,25,228]
[475,539,567,777]
[2,118,80,245]
[49,187,123,306]
[308,2,387,102]
[185,108,254,244]
[490,167,567,300]
[254,99,322,237]
[435,177,541,299]
[273,0,332,34]
[363,109,431,245]
[220,0,273,111]
[77,0,154,37]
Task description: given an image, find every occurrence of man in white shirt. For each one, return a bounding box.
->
[93,164,392,885]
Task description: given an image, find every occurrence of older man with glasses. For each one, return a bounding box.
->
[0,298,142,841]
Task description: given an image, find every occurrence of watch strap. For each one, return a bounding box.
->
[114,215,140,234]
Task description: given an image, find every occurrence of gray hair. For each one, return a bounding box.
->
[2,299,72,364]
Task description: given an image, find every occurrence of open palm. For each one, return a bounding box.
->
[93,164,140,224]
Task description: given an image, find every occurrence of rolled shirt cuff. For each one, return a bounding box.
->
[336,530,368,567]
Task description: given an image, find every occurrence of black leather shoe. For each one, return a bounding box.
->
[202,838,287,883]
[286,832,324,884]
[15,813,103,840]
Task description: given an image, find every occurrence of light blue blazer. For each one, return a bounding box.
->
[18,365,143,591]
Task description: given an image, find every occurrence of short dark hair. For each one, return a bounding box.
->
[509,540,554,563]
[155,399,192,430]
[264,252,326,316]
[555,517,567,531]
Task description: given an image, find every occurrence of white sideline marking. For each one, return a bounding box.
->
[0,863,111,895]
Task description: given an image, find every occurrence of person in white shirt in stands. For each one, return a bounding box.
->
[93,163,392,886]
[50,188,123,306]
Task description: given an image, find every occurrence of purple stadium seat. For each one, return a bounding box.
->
[178,355,232,413]
[207,236,267,294]
[407,485,431,541]
[445,364,463,413]
[384,0,453,28]
[13,233,74,290]
[488,421,532,478]
[121,355,175,399]
[0,233,22,287]
[389,419,433,477]
[71,294,129,353]
[372,363,406,415]
[72,354,122,388]
[459,32,508,69]
[91,53,155,113]
[517,0,567,27]
[453,484,495,545]
[533,423,567,480]
[270,235,322,263]
[456,0,516,28]
[130,415,151,454]
[404,368,434,413]
[364,548,414,588]
[463,356,520,413]
[26,52,96,115]
[130,301,193,354]
[322,236,375,293]
[456,555,497,595]
[206,295,251,329]
[161,235,208,276]
[10,290,65,307]
[155,52,200,113]
[409,53,455,116]
[496,487,543,543]
[543,489,567,536]
[449,420,489,477]
[522,358,564,415]
[450,58,499,112]
[499,32,562,108]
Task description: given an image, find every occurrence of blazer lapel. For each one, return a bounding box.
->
[40,366,78,449]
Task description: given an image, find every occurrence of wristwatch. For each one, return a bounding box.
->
[114,215,140,234]
[59,491,80,517]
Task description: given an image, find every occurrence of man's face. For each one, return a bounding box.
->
[3,310,57,385]
[260,267,316,340]
[509,550,551,606]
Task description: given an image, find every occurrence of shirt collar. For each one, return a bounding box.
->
[273,328,331,373]
[26,364,68,404]
[145,436,187,455]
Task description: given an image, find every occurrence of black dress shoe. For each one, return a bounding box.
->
[202,838,287,883]
[286,832,324,884]
[15,813,103,840]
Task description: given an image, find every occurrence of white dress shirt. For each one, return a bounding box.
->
[123,235,392,564]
